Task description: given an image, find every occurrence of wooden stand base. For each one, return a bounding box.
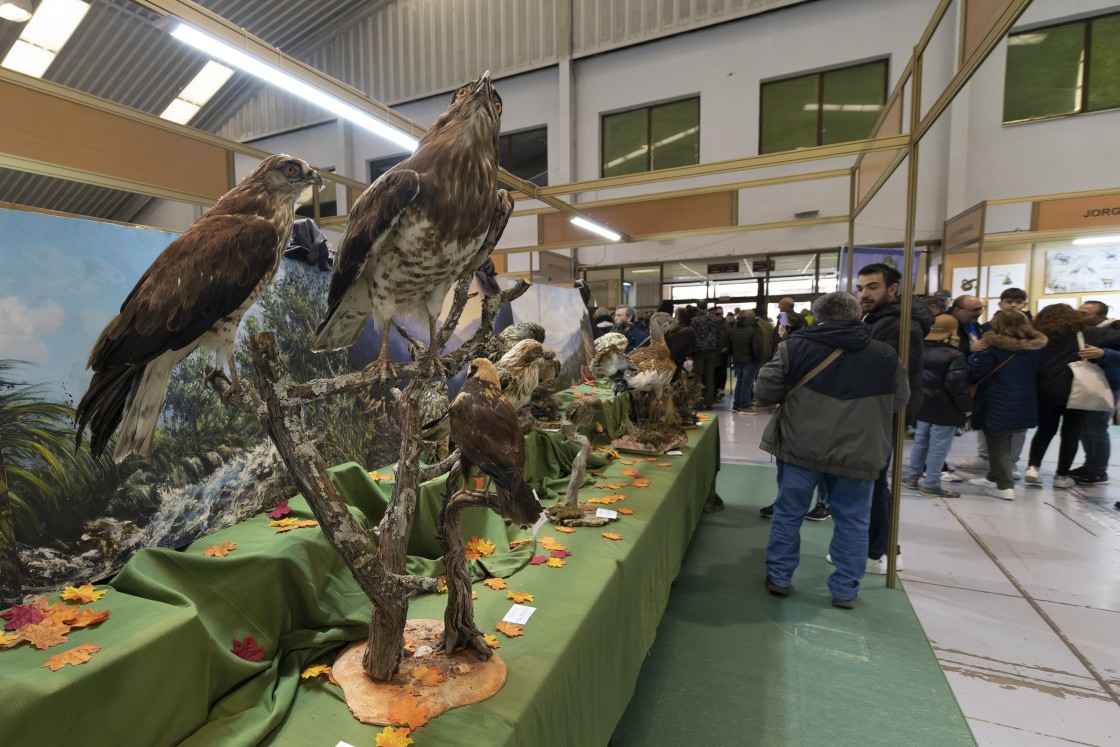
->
[331,619,506,726]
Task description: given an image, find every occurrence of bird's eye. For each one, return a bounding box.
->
[456,87,469,99]
[282,163,299,177]
[493,99,502,114]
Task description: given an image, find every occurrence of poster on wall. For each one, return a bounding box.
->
[984,263,1027,297]
[1045,245,1120,293]
[951,266,987,295]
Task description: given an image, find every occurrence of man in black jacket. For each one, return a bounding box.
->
[855,263,934,575]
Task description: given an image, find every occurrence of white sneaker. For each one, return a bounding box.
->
[1053,475,1076,489]
[954,457,989,472]
[984,486,1015,501]
[1024,466,1041,485]
[941,470,964,483]
[968,476,997,488]
[865,554,904,575]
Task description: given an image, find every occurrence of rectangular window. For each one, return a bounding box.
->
[759,60,887,154]
[368,153,408,183]
[499,126,548,185]
[601,97,699,177]
[1004,12,1120,123]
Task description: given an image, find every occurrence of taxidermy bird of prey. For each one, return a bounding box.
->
[449,358,542,528]
[594,331,629,355]
[624,315,678,424]
[312,71,514,378]
[496,339,545,412]
[592,346,636,394]
[75,155,322,462]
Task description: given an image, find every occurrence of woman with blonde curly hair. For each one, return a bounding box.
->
[1024,303,1120,488]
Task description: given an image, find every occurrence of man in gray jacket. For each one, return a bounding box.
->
[756,292,908,608]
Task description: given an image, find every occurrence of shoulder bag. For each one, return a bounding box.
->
[1068,331,1115,411]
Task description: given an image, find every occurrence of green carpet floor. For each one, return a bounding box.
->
[611,463,976,747]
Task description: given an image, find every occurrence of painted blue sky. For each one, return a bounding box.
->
[0,208,178,403]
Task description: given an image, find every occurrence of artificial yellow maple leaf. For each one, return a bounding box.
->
[387,695,430,729]
[368,471,395,482]
[602,532,623,541]
[509,538,532,548]
[268,517,297,527]
[538,538,567,552]
[546,557,567,568]
[507,590,534,604]
[617,507,636,515]
[41,643,101,671]
[464,536,496,560]
[276,520,319,533]
[0,631,21,648]
[375,726,414,747]
[607,483,626,489]
[482,578,508,591]
[203,541,238,557]
[68,608,110,629]
[620,460,637,466]
[494,621,524,638]
[631,479,651,488]
[483,634,500,649]
[555,526,576,534]
[411,663,447,687]
[21,620,70,649]
[60,584,107,604]
[301,664,333,679]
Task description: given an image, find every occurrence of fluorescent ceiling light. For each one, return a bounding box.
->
[1072,235,1120,246]
[1,0,89,78]
[160,60,234,124]
[170,23,419,152]
[570,216,622,242]
[0,1,32,23]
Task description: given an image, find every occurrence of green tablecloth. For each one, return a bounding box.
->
[0,421,718,747]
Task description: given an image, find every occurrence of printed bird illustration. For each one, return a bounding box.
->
[448,358,542,528]
[312,71,514,380]
[496,339,546,412]
[75,155,322,462]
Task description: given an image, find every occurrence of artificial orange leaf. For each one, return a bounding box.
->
[387,695,430,728]
[617,507,635,515]
[68,608,110,629]
[301,664,333,680]
[495,621,524,638]
[507,591,534,604]
[647,457,659,462]
[620,460,637,466]
[546,557,567,568]
[268,517,297,527]
[607,483,626,489]
[657,462,672,467]
[276,520,319,533]
[482,578,507,591]
[509,538,532,548]
[21,620,70,649]
[589,494,626,505]
[631,479,651,488]
[411,663,446,687]
[473,476,485,491]
[483,634,500,649]
[0,631,21,648]
[538,538,567,552]
[464,536,496,561]
[602,532,623,541]
[368,471,395,482]
[38,601,79,626]
[555,526,576,534]
[375,726,414,747]
[472,589,478,600]
[621,468,639,475]
[593,482,609,489]
[41,643,101,671]
[203,541,238,557]
[60,585,107,604]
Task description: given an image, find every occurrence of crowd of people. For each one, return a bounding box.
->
[582,264,1120,609]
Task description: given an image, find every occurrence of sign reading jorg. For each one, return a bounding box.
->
[1032,192,1120,232]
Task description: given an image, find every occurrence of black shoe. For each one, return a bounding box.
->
[759,503,774,518]
[831,596,857,609]
[805,503,831,521]
[1074,472,1109,485]
[1069,466,1090,477]
[765,575,790,597]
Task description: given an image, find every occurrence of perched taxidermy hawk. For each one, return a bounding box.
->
[448,358,542,528]
[495,338,545,412]
[312,71,514,378]
[75,155,322,462]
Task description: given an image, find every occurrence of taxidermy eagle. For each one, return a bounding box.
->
[75,155,322,462]
[448,358,542,528]
[312,71,514,378]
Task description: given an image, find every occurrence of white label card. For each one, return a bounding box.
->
[531,510,549,539]
[595,508,618,519]
[502,604,536,625]
[666,450,683,456]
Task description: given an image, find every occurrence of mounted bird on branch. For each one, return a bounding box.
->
[75,155,322,463]
[312,71,514,381]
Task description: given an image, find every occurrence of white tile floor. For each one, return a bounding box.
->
[712,392,1120,746]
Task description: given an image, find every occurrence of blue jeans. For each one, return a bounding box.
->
[766,461,872,601]
[904,421,956,490]
[733,362,759,408]
[1079,409,1112,474]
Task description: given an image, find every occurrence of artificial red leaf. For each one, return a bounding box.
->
[68,608,110,629]
[495,621,524,638]
[276,520,319,533]
[411,663,446,687]
[527,555,548,565]
[0,631,21,648]
[387,695,430,728]
[507,591,534,604]
[482,578,507,591]
[203,541,238,557]
[546,557,567,568]
[3,603,46,631]
[267,499,292,519]
[232,636,267,662]
[602,532,623,541]
[41,643,101,671]
[483,633,500,649]
[60,585,107,604]
[617,507,635,515]
[550,549,572,559]
[375,726,414,747]
[555,526,576,534]
[464,536,496,561]
[21,620,70,649]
